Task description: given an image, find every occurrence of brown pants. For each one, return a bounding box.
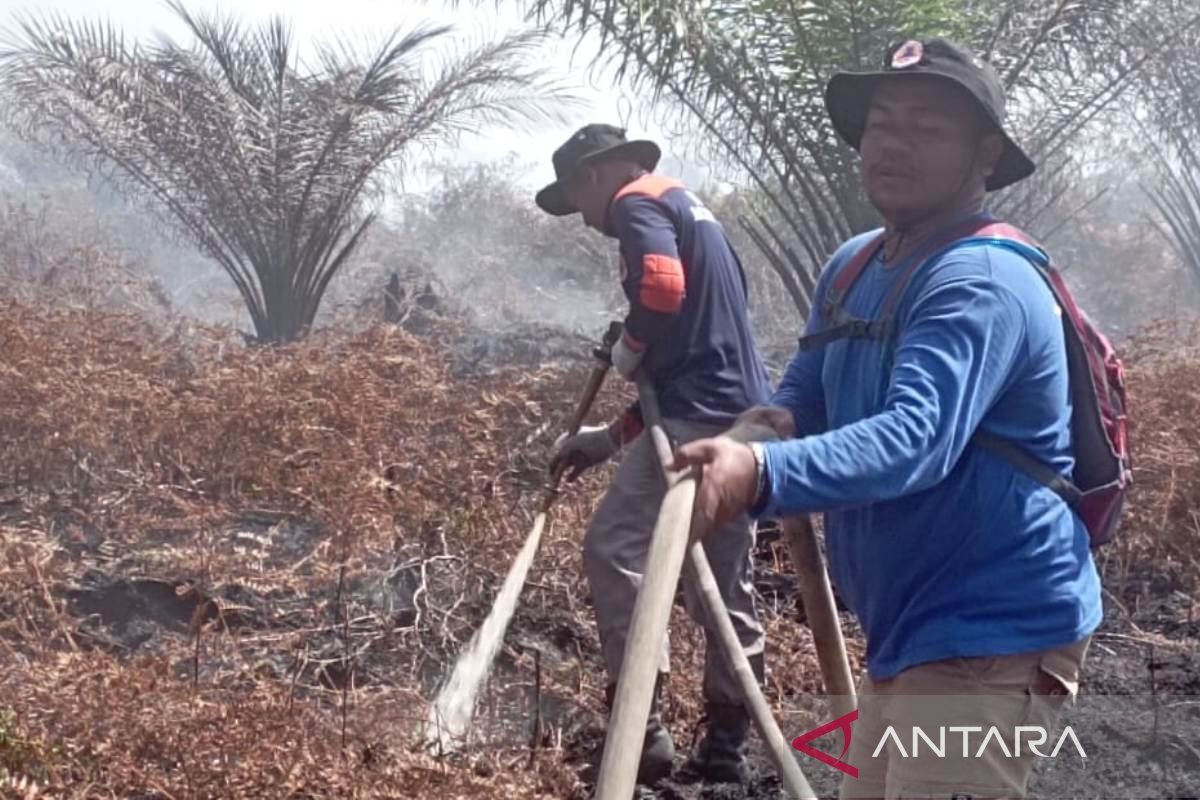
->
[582,418,765,705]
[840,637,1091,799]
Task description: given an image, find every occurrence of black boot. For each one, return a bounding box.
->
[682,653,763,785]
[584,673,676,787]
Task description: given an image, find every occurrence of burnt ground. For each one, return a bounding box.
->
[550,628,1200,800]
[674,598,1199,800]
[539,548,1200,800]
[50,506,1200,800]
[2,300,1196,798]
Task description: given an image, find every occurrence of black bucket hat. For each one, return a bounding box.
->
[824,37,1035,192]
[535,123,661,216]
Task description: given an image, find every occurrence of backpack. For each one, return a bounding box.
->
[798,216,1133,548]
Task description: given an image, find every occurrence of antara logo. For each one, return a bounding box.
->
[791,709,1087,779]
[792,710,859,777]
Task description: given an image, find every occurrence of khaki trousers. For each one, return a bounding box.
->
[582,419,765,705]
[840,637,1091,799]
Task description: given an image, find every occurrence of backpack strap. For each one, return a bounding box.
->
[801,217,1090,509]
[798,317,897,352]
[800,214,1015,355]
[974,430,1083,507]
[822,232,887,319]
[798,232,887,352]
[876,216,1013,320]
[971,222,1038,245]
[954,224,1090,507]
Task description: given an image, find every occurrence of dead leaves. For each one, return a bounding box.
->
[0,299,609,798]
[0,771,41,800]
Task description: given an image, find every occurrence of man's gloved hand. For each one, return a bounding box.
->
[726,405,796,444]
[609,335,644,381]
[550,424,620,482]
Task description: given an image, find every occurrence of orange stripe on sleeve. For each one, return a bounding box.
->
[615,174,684,202]
[639,254,686,313]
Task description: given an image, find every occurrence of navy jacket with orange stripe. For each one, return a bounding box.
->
[606,175,772,429]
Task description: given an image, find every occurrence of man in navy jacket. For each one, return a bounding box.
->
[537,123,773,786]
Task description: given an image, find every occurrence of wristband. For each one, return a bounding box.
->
[749,441,770,517]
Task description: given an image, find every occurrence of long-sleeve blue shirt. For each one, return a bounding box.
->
[761,226,1102,681]
[604,174,772,427]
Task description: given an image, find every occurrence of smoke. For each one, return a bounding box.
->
[0,132,247,329]
[1,132,1195,351]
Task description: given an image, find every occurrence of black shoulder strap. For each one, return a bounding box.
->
[974,430,1082,506]
[797,319,896,352]
[821,232,886,320]
[802,216,1000,353]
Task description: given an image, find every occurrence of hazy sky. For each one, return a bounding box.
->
[0,0,691,191]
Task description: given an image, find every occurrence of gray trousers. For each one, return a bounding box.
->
[582,418,765,706]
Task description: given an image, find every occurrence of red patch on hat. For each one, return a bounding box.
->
[891,40,923,69]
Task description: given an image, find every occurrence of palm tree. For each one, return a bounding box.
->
[514,0,1182,318]
[1140,0,1200,298]
[1147,143,1200,293]
[0,2,573,342]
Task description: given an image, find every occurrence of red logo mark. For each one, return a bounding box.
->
[791,709,859,778]
[891,40,924,69]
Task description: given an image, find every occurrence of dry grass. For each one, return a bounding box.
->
[0,299,609,797]
[0,199,173,325]
[0,299,1193,798]
[1099,319,1200,607]
[0,299,833,798]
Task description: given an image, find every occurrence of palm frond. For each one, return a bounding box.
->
[0,5,578,342]
[508,0,1174,318]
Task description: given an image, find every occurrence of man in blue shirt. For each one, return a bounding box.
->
[535,124,774,786]
[673,39,1101,798]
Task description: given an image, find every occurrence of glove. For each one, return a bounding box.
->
[549,424,620,482]
[726,405,796,444]
[610,334,644,381]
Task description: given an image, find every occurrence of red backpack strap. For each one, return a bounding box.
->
[800,217,1029,354]
[959,222,1135,546]
[972,222,1039,246]
[795,232,887,352]
[824,232,886,317]
[794,233,886,352]
[827,217,1019,321]
[877,216,1006,318]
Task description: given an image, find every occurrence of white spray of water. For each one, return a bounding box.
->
[424,511,549,752]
